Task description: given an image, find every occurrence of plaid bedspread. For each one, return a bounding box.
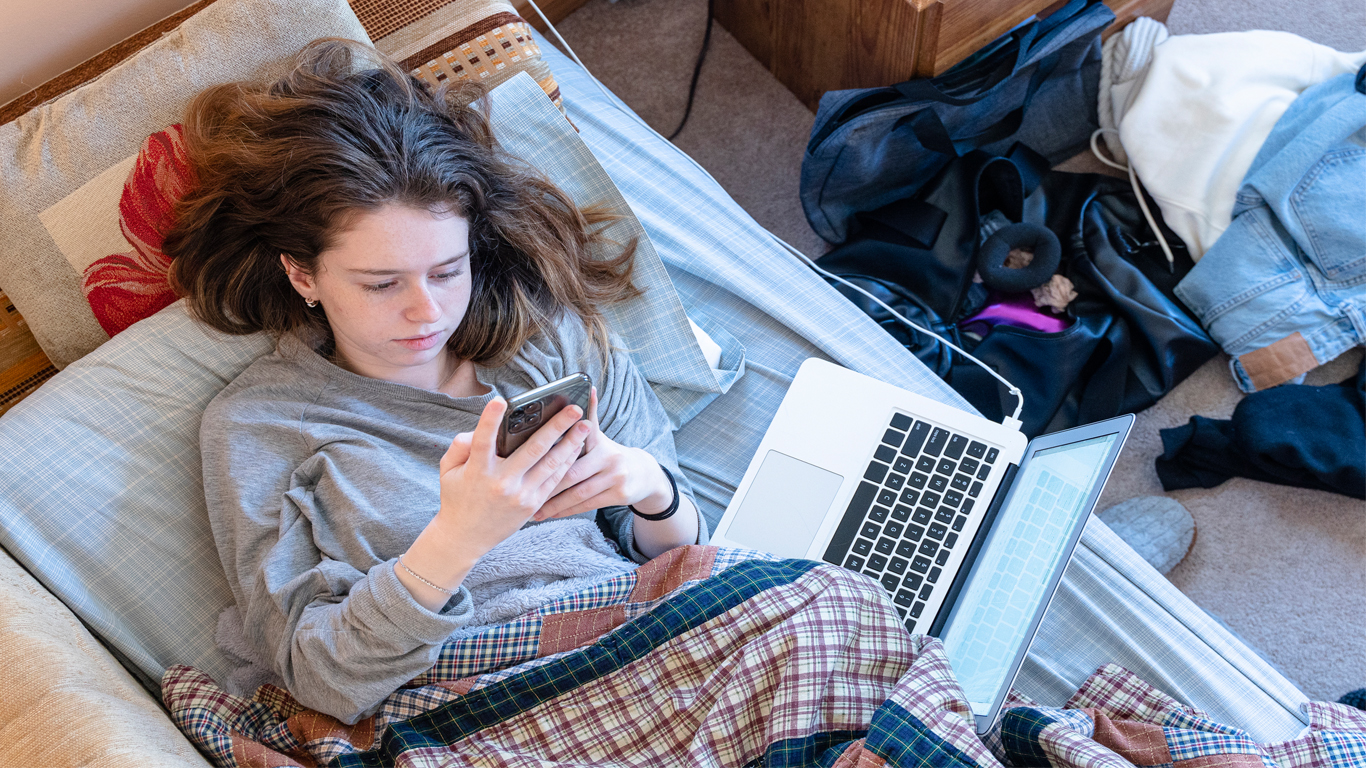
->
[162,546,1366,767]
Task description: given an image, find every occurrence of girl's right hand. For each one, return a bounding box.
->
[435,397,590,562]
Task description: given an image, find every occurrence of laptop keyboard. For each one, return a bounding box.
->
[822,412,998,630]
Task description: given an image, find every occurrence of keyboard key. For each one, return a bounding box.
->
[918,584,934,601]
[898,489,920,506]
[943,490,963,508]
[863,567,881,579]
[950,473,971,491]
[843,555,864,571]
[893,456,913,474]
[864,462,889,483]
[902,421,931,456]
[925,427,948,456]
[894,589,915,607]
[936,458,957,476]
[945,532,958,549]
[928,475,948,492]
[977,463,991,480]
[969,480,983,498]
[909,473,928,489]
[959,457,979,476]
[890,413,913,431]
[888,557,908,574]
[936,548,951,566]
[868,553,888,571]
[966,440,987,459]
[921,491,942,508]
[883,521,904,539]
[875,537,896,555]
[860,522,880,540]
[878,489,897,506]
[910,601,924,619]
[928,566,942,583]
[891,504,912,522]
[853,538,874,555]
[915,456,936,473]
[912,507,933,525]
[986,447,999,464]
[882,428,905,448]
[895,540,917,558]
[928,522,947,540]
[874,445,896,463]
[896,605,907,620]
[869,505,889,523]
[885,473,905,491]
[952,515,967,532]
[961,499,975,514]
[902,573,923,591]
[934,508,954,524]
[907,524,925,541]
[918,540,938,557]
[881,573,900,592]
[911,556,931,573]
[944,434,967,459]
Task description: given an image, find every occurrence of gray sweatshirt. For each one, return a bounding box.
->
[199,315,704,723]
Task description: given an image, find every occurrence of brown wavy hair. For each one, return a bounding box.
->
[166,38,637,368]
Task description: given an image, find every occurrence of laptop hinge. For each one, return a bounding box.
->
[927,462,1019,637]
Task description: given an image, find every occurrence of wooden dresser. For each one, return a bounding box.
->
[715,0,1175,111]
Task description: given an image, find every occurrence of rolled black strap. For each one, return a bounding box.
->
[977,222,1061,292]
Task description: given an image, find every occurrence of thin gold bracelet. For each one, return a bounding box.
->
[397,554,457,596]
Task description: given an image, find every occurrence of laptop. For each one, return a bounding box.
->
[710,358,1133,733]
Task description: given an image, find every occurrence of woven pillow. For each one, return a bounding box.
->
[354,0,563,110]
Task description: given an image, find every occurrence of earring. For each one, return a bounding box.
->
[305,298,318,308]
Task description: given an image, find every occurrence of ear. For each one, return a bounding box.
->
[280,253,316,299]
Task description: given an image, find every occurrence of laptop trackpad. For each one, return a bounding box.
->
[724,450,844,559]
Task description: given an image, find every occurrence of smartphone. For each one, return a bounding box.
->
[496,372,593,458]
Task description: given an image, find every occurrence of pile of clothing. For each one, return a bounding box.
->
[1101,21,1366,499]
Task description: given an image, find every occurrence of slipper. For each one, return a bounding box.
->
[1097,495,1196,575]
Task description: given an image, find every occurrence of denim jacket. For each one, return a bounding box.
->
[1174,69,1366,392]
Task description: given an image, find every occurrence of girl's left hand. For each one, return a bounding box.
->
[534,387,674,520]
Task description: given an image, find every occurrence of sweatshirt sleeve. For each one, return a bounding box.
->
[590,340,711,563]
[200,391,472,724]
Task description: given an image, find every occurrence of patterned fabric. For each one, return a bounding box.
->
[163,547,1366,768]
[353,0,564,110]
[80,124,193,337]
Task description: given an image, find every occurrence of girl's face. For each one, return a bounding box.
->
[283,204,473,389]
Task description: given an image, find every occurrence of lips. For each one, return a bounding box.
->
[395,331,445,351]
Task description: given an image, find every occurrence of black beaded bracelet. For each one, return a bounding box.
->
[630,464,680,521]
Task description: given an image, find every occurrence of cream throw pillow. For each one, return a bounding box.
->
[0,0,371,368]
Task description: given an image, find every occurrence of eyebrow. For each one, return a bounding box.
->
[346,254,468,277]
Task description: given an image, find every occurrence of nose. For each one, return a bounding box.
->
[404,281,442,324]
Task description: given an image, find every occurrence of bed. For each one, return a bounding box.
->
[0,0,1354,765]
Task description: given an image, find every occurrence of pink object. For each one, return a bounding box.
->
[960,292,1070,334]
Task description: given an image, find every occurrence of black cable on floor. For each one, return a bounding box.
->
[667,0,715,141]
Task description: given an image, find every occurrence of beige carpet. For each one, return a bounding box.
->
[551,0,1365,703]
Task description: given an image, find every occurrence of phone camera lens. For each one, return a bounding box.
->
[526,412,541,426]
[525,401,542,414]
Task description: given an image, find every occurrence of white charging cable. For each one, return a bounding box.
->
[521,0,1026,431]
[1090,128,1175,271]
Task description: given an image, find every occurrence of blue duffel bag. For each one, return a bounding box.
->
[799,0,1114,244]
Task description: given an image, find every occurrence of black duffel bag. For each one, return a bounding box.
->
[801,0,1114,244]
[820,149,1219,437]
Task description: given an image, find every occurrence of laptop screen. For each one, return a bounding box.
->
[939,432,1118,715]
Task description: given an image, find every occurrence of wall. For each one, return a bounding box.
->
[0,0,198,108]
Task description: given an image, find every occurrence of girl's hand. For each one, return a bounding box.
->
[535,387,674,521]
[436,397,591,559]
